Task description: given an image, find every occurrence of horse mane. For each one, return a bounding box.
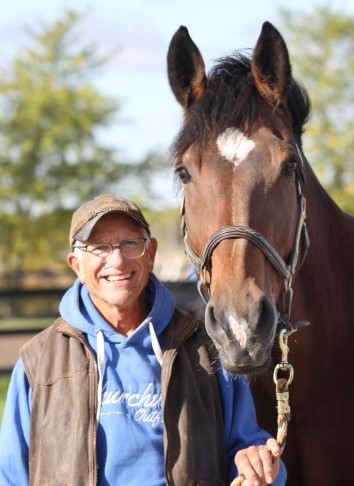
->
[171,52,311,159]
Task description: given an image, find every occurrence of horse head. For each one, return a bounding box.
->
[167,22,310,374]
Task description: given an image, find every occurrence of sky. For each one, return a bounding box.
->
[0,0,352,205]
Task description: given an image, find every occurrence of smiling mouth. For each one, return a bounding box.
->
[104,274,132,282]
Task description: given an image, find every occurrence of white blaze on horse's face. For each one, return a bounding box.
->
[228,312,249,350]
[216,128,256,167]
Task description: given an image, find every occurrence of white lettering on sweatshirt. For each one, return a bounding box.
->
[100,382,163,427]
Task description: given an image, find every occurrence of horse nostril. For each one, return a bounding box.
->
[205,304,224,339]
[256,296,277,339]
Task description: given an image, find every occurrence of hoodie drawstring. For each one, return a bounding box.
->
[148,321,163,366]
[96,322,161,422]
[96,329,105,423]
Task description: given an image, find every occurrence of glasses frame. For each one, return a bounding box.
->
[73,237,150,261]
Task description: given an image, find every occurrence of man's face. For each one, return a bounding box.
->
[67,212,157,320]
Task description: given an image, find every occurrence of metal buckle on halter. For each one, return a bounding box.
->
[277,280,310,334]
[277,280,294,334]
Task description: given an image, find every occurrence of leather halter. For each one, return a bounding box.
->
[181,144,310,330]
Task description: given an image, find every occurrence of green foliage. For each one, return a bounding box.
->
[144,206,182,248]
[0,10,135,278]
[0,317,49,330]
[0,374,10,423]
[279,6,354,214]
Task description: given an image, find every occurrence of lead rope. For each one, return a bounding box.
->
[229,329,295,486]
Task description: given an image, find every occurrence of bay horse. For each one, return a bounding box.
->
[167,22,354,485]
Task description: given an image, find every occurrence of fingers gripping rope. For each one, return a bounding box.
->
[229,330,294,486]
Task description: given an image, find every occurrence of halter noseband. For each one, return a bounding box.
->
[181,144,310,330]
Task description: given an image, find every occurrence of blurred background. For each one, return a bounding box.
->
[0,0,353,417]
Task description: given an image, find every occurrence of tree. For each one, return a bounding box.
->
[0,10,135,281]
[279,5,354,213]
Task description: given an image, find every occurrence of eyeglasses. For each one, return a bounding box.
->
[73,238,149,261]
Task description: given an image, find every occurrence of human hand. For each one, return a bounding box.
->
[234,438,280,486]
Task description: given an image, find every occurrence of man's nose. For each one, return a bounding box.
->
[104,247,125,266]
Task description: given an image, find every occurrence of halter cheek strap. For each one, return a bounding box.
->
[181,144,310,330]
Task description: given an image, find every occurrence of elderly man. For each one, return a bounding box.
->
[0,194,286,485]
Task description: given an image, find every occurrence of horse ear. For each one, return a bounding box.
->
[252,21,292,108]
[167,26,207,109]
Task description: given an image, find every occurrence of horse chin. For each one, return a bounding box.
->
[212,337,273,376]
[218,348,272,376]
[204,299,277,376]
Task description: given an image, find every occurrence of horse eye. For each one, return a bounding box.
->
[175,164,192,184]
[282,158,297,177]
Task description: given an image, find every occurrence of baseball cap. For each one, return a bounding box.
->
[69,194,150,246]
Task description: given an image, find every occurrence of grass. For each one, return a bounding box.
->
[0,316,50,330]
[0,374,11,424]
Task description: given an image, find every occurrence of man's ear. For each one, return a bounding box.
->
[67,252,85,282]
[147,237,158,273]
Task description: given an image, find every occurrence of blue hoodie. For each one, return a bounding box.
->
[0,274,286,485]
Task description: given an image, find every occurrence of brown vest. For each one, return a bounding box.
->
[21,310,227,485]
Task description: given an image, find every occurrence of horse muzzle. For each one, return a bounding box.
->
[204,296,277,375]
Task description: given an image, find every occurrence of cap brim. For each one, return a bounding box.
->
[72,210,150,244]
